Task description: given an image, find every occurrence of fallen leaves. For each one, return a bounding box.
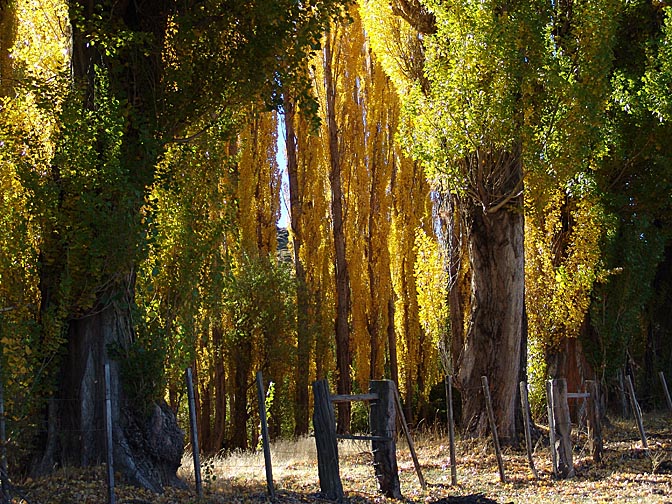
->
[6,413,672,504]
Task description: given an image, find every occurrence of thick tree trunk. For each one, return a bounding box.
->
[30,2,185,489]
[324,30,352,433]
[457,196,524,443]
[286,99,312,437]
[34,292,185,492]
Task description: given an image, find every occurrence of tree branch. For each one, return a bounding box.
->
[390,0,437,35]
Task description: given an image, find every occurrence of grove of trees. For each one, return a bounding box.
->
[1,0,671,491]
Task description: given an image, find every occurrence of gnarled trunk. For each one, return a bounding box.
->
[34,290,185,492]
[30,1,185,488]
[457,194,524,443]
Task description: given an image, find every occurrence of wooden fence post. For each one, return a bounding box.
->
[618,370,629,418]
[445,375,458,485]
[519,381,538,478]
[312,380,343,502]
[659,372,672,413]
[481,376,506,483]
[256,372,275,501]
[185,368,203,498]
[104,363,116,504]
[392,383,425,489]
[625,374,648,451]
[545,380,558,478]
[551,379,575,478]
[369,380,402,499]
[0,357,8,504]
[585,380,603,463]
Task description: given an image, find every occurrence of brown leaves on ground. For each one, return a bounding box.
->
[8,413,672,503]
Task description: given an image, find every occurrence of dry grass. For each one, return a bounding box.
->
[12,412,672,503]
[178,413,672,503]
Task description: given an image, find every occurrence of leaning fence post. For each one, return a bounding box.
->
[256,371,275,501]
[659,372,672,413]
[625,374,648,451]
[392,383,425,490]
[312,380,343,502]
[186,367,203,498]
[481,376,506,483]
[104,363,116,504]
[445,375,458,485]
[519,381,538,479]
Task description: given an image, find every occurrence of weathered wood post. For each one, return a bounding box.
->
[256,371,275,501]
[658,371,672,413]
[104,363,116,504]
[551,379,575,478]
[185,367,203,498]
[481,376,506,483]
[545,380,558,477]
[618,370,630,418]
[625,374,648,451]
[585,380,603,463]
[312,380,343,502]
[445,375,458,485]
[369,380,402,499]
[519,381,538,478]
[0,357,8,504]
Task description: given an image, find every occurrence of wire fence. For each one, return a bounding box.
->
[1,371,670,504]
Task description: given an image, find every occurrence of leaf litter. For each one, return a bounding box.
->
[8,413,672,503]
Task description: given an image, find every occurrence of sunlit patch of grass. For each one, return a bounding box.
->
[19,413,672,503]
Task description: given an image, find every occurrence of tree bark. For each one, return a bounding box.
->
[231,339,252,450]
[324,30,352,434]
[212,325,227,451]
[456,172,524,442]
[0,0,17,98]
[31,2,185,490]
[286,98,312,437]
[35,292,185,492]
[387,296,399,387]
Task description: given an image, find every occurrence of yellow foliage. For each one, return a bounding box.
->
[525,185,606,350]
[238,108,280,256]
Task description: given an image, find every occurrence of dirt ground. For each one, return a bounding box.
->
[9,413,672,503]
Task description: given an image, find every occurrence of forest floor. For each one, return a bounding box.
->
[9,412,672,504]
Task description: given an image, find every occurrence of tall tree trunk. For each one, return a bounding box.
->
[324,30,352,433]
[286,99,312,437]
[32,1,185,490]
[456,175,524,443]
[0,1,16,98]
[387,296,399,386]
[213,325,227,451]
[231,340,252,450]
[367,167,383,380]
[199,376,213,453]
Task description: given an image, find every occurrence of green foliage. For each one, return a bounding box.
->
[256,380,275,451]
[223,253,297,360]
[582,0,672,380]
[109,338,166,416]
